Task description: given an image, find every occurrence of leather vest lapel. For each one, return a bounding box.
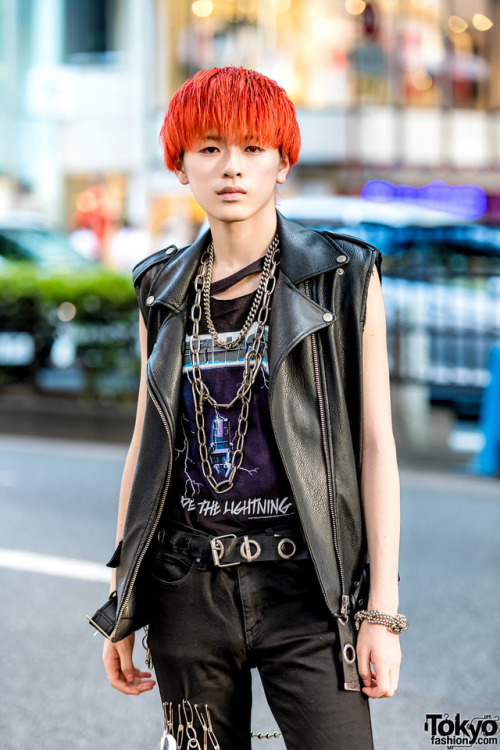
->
[268,269,335,391]
[146,302,187,434]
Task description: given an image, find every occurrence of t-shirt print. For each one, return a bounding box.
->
[164,290,298,537]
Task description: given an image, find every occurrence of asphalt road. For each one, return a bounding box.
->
[0,435,499,750]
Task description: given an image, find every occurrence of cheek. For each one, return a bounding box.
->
[262,155,285,180]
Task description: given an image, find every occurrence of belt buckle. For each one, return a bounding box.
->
[210,534,239,567]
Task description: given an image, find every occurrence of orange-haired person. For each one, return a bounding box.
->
[92,66,406,750]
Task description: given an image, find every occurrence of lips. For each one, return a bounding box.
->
[217,187,246,195]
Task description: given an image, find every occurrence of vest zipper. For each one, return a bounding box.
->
[114,379,174,636]
[304,280,349,620]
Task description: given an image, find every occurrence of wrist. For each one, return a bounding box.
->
[367,596,399,615]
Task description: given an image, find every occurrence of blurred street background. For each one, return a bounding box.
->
[0,0,499,748]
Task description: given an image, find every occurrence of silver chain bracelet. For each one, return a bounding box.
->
[354,609,409,635]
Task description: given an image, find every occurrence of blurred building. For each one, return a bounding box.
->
[1,0,500,240]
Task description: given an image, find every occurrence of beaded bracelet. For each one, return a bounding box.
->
[354,609,409,635]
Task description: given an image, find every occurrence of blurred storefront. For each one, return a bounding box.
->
[2,0,500,244]
[155,0,496,111]
[150,0,500,199]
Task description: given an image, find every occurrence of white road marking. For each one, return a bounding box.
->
[0,548,110,582]
[0,434,128,461]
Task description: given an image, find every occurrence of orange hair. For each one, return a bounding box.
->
[159,66,301,172]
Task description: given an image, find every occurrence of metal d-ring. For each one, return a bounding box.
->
[277,538,297,560]
[343,643,356,665]
[240,536,262,562]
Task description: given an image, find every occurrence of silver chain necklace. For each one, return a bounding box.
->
[203,234,279,350]
[188,235,279,494]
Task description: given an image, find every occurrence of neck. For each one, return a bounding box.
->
[208,203,278,280]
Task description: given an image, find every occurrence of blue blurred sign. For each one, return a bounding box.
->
[361,179,488,220]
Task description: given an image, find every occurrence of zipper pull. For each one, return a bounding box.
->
[142,627,153,669]
[340,595,350,619]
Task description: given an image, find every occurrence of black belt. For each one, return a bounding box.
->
[156,527,309,567]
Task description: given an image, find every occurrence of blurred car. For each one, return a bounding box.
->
[278,196,500,418]
[0,212,96,375]
[0,211,95,271]
[276,194,464,229]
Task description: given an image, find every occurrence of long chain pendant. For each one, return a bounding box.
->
[188,236,279,493]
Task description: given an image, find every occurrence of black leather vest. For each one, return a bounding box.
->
[95,210,382,689]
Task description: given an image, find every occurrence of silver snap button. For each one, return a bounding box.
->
[146,295,155,305]
[337,268,344,276]
[165,246,176,255]
[322,312,334,323]
[337,254,347,262]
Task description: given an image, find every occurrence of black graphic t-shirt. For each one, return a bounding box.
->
[162,258,298,536]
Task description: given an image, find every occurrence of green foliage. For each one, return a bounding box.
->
[0,262,137,324]
[0,262,140,398]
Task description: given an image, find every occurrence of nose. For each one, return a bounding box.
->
[222,146,243,178]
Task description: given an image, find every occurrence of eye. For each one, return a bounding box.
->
[200,146,220,153]
[246,145,264,153]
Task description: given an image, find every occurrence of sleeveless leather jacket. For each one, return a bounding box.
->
[89,210,383,691]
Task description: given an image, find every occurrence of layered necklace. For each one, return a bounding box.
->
[188,234,279,494]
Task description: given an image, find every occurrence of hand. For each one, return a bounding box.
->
[102,632,156,695]
[355,619,401,698]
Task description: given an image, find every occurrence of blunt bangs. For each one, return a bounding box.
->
[160,67,301,172]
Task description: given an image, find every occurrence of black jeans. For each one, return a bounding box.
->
[146,542,374,750]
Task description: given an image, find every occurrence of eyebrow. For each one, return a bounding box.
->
[202,134,257,142]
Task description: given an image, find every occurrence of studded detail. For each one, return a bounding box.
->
[165,246,176,256]
[337,268,344,276]
[146,295,155,305]
[337,254,347,262]
[323,312,334,323]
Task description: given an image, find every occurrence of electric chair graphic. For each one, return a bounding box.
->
[209,417,234,476]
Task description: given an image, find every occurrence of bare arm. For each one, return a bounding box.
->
[360,265,400,612]
[356,263,402,698]
[103,313,156,695]
[109,313,148,594]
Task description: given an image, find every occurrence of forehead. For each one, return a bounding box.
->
[197,132,259,142]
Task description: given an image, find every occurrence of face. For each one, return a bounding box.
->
[174,134,291,225]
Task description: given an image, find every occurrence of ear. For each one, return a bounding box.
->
[276,152,291,185]
[173,156,189,186]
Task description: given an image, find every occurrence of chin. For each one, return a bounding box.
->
[208,204,256,223]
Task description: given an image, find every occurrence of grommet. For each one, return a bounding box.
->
[337,254,347,262]
[165,246,176,256]
[337,268,344,276]
[277,538,297,559]
[322,312,334,323]
[146,295,155,305]
[343,643,356,664]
